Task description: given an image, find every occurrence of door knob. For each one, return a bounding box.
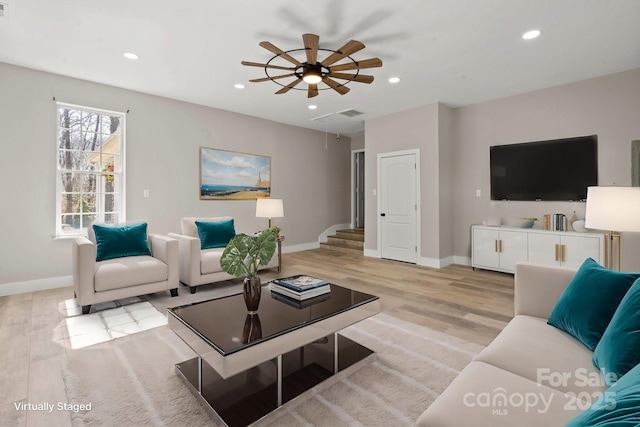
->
[380,213,386,217]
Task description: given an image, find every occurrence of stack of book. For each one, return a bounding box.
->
[270,275,331,300]
[543,213,568,231]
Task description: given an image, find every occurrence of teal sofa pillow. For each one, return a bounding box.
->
[592,278,640,385]
[565,361,640,426]
[547,258,639,351]
[93,223,151,262]
[196,219,236,249]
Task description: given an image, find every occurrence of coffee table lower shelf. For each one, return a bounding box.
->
[175,333,375,427]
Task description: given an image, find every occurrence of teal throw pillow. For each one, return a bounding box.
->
[565,361,640,426]
[547,258,639,351]
[196,219,236,250]
[592,278,640,385]
[93,223,151,262]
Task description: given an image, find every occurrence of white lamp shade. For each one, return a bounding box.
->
[585,186,640,232]
[255,198,284,219]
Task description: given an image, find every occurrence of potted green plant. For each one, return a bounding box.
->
[267,225,281,239]
[220,230,277,313]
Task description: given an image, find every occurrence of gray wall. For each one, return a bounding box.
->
[362,68,640,270]
[3,62,639,285]
[0,62,351,285]
[351,133,365,151]
[451,68,640,270]
[364,103,455,266]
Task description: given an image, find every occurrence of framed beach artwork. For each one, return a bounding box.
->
[199,147,271,200]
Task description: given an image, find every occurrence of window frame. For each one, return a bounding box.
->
[55,102,127,238]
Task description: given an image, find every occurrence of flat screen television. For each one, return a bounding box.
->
[490,135,598,201]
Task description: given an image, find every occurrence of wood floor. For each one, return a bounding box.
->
[0,248,514,426]
[276,249,515,346]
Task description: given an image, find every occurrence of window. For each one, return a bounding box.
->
[56,103,125,237]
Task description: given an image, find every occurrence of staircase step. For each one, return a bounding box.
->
[319,228,364,254]
[319,242,363,254]
[327,236,363,248]
[335,229,364,242]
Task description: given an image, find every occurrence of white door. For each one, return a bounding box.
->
[380,153,417,263]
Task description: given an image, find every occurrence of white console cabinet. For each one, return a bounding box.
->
[472,227,528,273]
[472,225,604,274]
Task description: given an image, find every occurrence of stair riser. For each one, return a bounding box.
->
[335,232,364,242]
[327,237,364,248]
[319,243,362,254]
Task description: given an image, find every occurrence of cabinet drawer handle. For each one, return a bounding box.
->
[495,240,498,252]
[555,244,559,261]
[499,240,503,253]
[561,245,566,262]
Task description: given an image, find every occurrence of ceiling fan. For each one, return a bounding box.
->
[241,33,383,98]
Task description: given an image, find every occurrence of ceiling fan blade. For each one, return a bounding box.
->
[275,78,303,94]
[328,72,375,84]
[259,41,302,66]
[307,84,318,98]
[303,33,319,65]
[250,73,296,83]
[329,58,383,72]
[322,77,350,95]
[321,40,365,66]
[241,61,296,71]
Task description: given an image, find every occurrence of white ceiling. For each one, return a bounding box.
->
[1,0,639,136]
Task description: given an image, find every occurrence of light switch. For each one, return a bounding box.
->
[143,189,150,198]
[476,189,481,197]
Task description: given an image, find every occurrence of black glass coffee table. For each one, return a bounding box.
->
[168,282,380,427]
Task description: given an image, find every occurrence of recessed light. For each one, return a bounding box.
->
[234,83,245,89]
[522,30,542,40]
[388,77,400,83]
[123,52,139,60]
[308,105,317,110]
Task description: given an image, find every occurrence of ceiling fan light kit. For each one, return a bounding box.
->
[242,33,383,98]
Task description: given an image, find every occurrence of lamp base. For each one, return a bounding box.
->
[604,231,621,271]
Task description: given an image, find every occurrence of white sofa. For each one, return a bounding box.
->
[417,262,608,426]
[72,227,179,314]
[168,217,279,294]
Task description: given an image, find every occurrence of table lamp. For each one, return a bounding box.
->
[585,186,640,270]
[256,198,284,228]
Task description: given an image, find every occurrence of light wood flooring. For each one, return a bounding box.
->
[0,248,514,426]
[278,248,515,346]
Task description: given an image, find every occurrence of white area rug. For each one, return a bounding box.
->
[62,311,484,426]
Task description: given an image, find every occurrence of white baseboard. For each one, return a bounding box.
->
[364,251,467,269]
[0,275,72,297]
[418,256,457,268]
[417,256,440,268]
[363,248,380,258]
[453,256,471,266]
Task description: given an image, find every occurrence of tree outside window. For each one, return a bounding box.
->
[56,104,125,237]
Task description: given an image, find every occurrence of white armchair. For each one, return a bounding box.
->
[72,222,179,314]
[168,217,279,294]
